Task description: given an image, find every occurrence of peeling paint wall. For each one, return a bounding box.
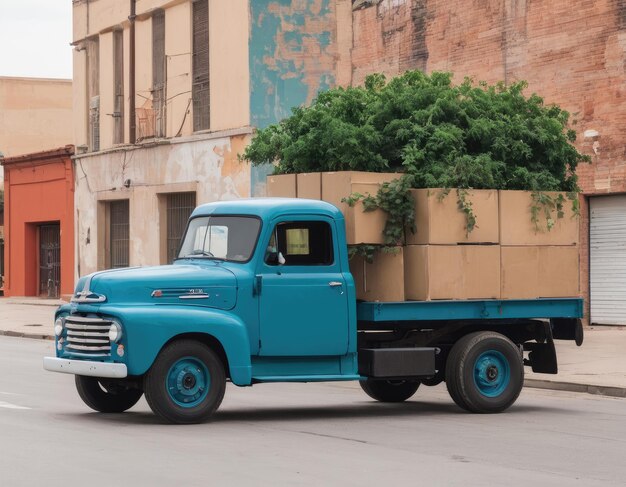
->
[249,0,342,195]
[75,133,251,274]
[72,0,254,275]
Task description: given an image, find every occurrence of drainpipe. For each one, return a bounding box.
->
[129,0,137,144]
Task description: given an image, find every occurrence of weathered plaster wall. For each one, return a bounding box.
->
[164,1,192,138]
[210,0,251,132]
[73,50,88,150]
[75,133,251,274]
[73,0,252,148]
[99,31,115,148]
[135,17,154,140]
[249,0,343,195]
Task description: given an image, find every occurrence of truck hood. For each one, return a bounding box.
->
[75,263,237,309]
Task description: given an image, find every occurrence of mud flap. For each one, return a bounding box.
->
[524,322,558,374]
[551,318,584,346]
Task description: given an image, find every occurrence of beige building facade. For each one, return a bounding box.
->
[0,77,73,176]
[71,0,251,275]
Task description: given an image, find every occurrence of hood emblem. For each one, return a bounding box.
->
[151,289,210,300]
[180,289,210,300]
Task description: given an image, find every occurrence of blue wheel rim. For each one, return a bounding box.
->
[473,350,510,398]
[166,357,211,408]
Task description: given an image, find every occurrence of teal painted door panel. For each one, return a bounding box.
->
[258,269,349,356]
[258,216,349,356]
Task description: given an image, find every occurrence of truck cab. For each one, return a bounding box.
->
[44,199,583,423]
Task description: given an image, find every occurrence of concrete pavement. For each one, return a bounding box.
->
[0,296,624,398]
[4,336,626,486]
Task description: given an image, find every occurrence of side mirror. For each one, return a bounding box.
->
[266,251,286,265]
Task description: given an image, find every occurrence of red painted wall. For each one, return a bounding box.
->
[3,147,75,297]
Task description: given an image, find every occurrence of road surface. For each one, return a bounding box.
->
[1,336,624,486]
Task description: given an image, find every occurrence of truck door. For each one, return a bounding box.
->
[257,216,350,356]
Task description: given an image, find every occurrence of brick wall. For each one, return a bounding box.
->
[350,0,626,322]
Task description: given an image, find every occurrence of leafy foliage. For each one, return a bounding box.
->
[241,70,589,192]
[348,244,401,264]
[241,70,588,236]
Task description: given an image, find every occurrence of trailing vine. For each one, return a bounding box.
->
[342,174,416,246]
[530,191,580,231]
[348,244,400,264]
[456,189,477,236]
[436,188,478,236]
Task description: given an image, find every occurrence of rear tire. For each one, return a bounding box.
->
[144,339,226,424]
[445,331,523,413]
[360,379,419,402]
[75,376,143,413]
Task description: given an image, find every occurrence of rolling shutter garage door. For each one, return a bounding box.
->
[590,196,626,325]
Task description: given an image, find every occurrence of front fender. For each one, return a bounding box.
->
[99,305,252,385]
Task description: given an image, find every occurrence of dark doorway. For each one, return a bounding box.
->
[39,223,60,298]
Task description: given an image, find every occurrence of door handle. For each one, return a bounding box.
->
[329,281,343,287]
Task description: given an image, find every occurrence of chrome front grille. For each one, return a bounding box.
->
[64,315,111,357]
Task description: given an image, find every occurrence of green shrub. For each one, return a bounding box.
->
[241,70,589,192]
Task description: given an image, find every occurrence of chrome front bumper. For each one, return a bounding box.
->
[43,357,128,378]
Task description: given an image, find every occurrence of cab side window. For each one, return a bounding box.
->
[266,221,334,266]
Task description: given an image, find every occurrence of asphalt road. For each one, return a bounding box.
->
[1,336,625,487]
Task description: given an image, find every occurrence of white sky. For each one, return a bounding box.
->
[0,0,72,79]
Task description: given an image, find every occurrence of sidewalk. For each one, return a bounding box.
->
[0,297,624,398]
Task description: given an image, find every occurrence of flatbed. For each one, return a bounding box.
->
[357,298,583,323]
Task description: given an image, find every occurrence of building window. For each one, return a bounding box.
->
[109,200,129,268]
[166,192,196,263]
[87,37,100,152]
[192,0,210,131]
[113,29,124,144]
[152,9,166,138]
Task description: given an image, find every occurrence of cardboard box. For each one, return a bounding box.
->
[499,190,579,246]
[350,248,405,302]
[501,246,580,299]
[267,174,297,197]
[407,189,499,245]
[296,172,322,199]
[322,171,399,244]
[404,245,501,300]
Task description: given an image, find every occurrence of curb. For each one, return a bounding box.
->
[525,378,626,399]
[0,330,54,341]
[0,301,65,307]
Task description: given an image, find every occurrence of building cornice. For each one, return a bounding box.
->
[72,126,254,160]
[1,145,75,167]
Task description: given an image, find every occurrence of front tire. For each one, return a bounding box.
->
[75,376,143,413]
[360,379,420,402]
[445,331,523,413]
[144,340,226,424]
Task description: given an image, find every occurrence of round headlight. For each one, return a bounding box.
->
[109,322,123,343]
[54,318,65,337]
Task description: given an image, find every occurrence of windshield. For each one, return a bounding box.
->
[177,216,261,262]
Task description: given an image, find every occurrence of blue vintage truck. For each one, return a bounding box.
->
[44,199,583,424]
